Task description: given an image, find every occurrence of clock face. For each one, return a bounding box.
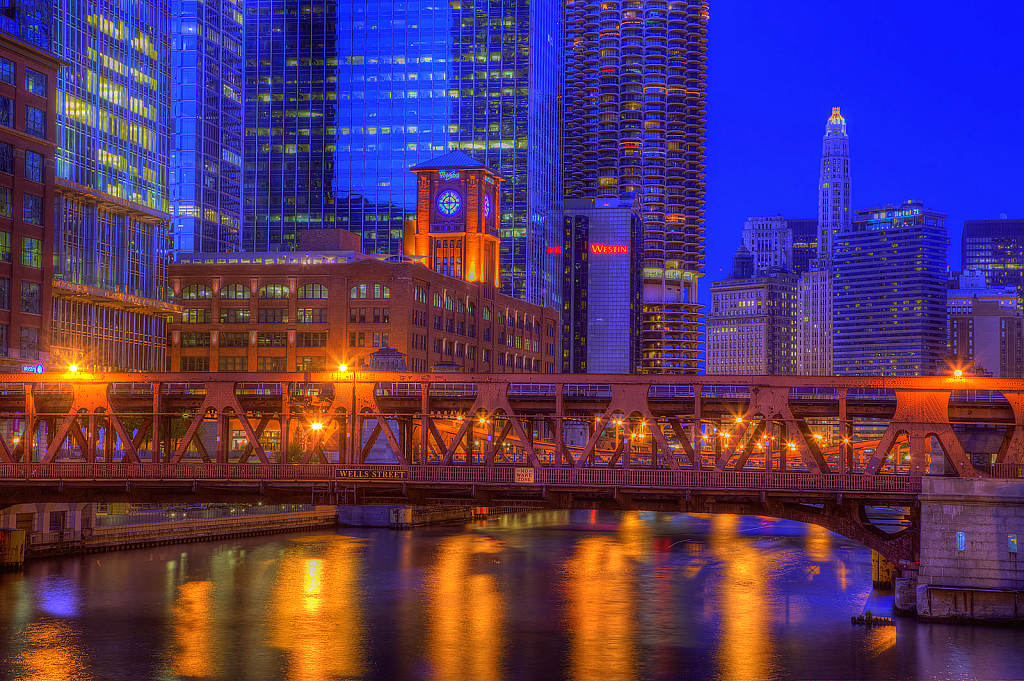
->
[483,194,492,219]
[436,189,462,216]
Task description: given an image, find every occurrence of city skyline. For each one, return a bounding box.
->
[703,1,1024,316]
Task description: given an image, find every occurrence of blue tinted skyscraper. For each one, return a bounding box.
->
[833,200,948,376]
[243,0,564,307]
[52,0,175,371]
[169,0,243,252]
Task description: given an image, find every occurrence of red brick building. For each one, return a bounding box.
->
[0,28,59,370]
[167,249,559,374]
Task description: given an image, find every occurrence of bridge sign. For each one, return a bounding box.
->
[336,469,408,480]
[514,468,535,483]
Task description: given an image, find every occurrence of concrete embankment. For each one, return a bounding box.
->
[337,504,474,527]
[28,507,339,558]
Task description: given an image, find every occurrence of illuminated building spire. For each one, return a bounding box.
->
[816,106,851,263]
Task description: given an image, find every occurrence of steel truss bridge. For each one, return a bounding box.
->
[1,371,1023,564]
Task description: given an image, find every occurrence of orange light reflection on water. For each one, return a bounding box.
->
[14,620,91,681]
[426,535,505,681]
[171,580,217,678]
[268,537,366,681]
[709,514,778,681]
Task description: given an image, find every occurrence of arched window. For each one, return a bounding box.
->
[483,306,490,321]
[298,283,328,299]
[180,284,212,300]
[220,283,250,300]
[497,311,505,326]
[468,302,476,317]
[434,292,443,307]
[457,298,466,314]
[445,295,454,311]
[259,284,290,299]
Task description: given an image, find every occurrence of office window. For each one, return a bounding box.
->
[180,356,210,371]
[297,283,328,299]
[256,356,287,371]
[220,332,249,347]
[181,332,211,347]
[0,277,8,309]
[25,69,46,96]
[0,324,7,356]
[257,332,288,347]
[257,308,288,323]
[20,327,38,359]
[0,188,9,218]
[297,308,327,323]
[296,332,327,347]
[258,283,289,299]
[24,106,44,138]
[220,308,250,323]
[0,58,13,84]
[0,233,9,261]
[20,281,39,314]
[181,284,212,300]
[23,151,42,183]
[0,96,12,127]
[219,356,247,371]
[296,356,326,371]
[23,195,42,225]
[21,237,41,267]
[181,308,211,323]
[0,143,11,173]
[221,283,250,299]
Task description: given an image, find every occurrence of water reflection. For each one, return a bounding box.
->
[171,580,217,678]
[709,514,778,681]
[15,619,91,681]
[562,511,653,681]
[268,536,366,680]
[426,535,505,681]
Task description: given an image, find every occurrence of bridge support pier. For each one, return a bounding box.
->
[915,477,1024,622]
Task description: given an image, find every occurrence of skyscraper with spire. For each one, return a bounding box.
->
[796,107,850,375]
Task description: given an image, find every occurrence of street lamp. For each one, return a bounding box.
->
[954,369,963,377]
[68,364,78,373]
[310,422,324,431]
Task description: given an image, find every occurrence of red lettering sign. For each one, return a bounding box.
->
[547,246,562,254]
[590,244,628,255]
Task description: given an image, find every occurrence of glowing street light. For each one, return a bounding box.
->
[68,364,78,373]
[310,422,324,431]
[338,363,348,372]
[954,369,963,377]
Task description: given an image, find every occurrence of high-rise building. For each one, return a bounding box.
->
[563,0,708,373]
[796,107,851,376]
[52,0,176,371]
[947,271,1024,378]
[0,7,60,370]
[243,0,564,307]
[168,0,243,253]
[741,215,793,273]
[787,218,817,275]
[707,246,797,375]
[833,200,948,376]
[560,195,643,374]
[961,219,1024,289]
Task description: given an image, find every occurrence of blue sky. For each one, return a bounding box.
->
[701,1,1024,309]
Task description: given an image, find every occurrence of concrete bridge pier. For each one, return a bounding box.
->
[905,477,1024,622]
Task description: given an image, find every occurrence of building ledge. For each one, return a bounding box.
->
[55,178,170,223]
[53,279,180,315]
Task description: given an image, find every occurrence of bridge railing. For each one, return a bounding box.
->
[0,463,924,493]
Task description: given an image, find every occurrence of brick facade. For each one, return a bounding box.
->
[0,33,58,370]
[167,253,560,374]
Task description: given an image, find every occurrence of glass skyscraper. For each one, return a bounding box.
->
[52,0,175,371]
[243,0,564,307]
[962,219,1024,289]
[169,0,244,253]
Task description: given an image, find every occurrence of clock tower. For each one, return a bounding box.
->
[406,151,502,287]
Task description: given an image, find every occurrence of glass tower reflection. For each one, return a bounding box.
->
[243,0,563,306]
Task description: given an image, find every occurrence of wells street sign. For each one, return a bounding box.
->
[336,469,408,480]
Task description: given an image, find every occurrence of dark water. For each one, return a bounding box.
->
[2,511,1024,681]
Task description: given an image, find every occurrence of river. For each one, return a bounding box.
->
[2,510,1023,680]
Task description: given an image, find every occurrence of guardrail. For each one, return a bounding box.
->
[0,463,932,493]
